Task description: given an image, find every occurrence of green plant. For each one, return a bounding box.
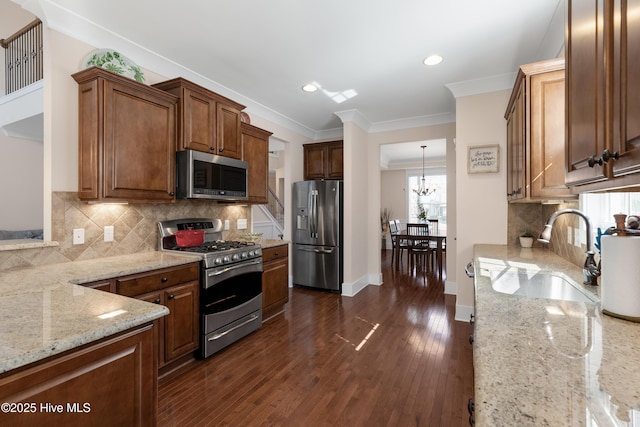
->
[417,203,428,222]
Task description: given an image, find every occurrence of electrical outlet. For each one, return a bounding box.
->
[237,219,248,230]
[104,225,114,242]
[224,219,230,230]
[72,228,85,245]
[574,227,582,247]
[567,227,572,244]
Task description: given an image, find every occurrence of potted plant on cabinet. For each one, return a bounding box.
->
[519,231,534,248]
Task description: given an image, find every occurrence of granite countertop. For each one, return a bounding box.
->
[0,252,200,375]
[473,244,640,426]
[258,238,289,249]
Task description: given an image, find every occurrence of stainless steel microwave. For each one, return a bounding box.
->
[176,150,248,201]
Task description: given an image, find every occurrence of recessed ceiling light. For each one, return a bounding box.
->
[302,83,319,92]
[423,55,443,66]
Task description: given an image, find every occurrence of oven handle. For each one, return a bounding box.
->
[208,314,260,341]
[207,259,262,277]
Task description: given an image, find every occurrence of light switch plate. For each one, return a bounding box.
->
[237,219,248,230]
[104,225,114,242]
[73,228,85,245]
[224,220,230,230]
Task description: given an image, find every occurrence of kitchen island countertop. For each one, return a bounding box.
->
[473,244,640,426]
[0,252,200,374]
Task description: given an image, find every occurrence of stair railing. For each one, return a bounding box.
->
[1,19,43,95]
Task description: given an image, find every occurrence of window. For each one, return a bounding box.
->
[407,174,446,224]
[581,192,640,233]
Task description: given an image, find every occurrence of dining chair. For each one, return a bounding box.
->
[389,220,409,264]
[406,223,434,273]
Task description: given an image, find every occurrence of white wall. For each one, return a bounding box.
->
[454,90,510,320]
[0,133,43,229]
[381,169,407,223]
[343,121,371,296]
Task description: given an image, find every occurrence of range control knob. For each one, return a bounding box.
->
[223,256,230,263]
[241,252,248,259]
[232,253,239,261]
[248,250,255,257]
[214,257,223,265]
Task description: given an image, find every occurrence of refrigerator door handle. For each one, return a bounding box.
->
[297,246,335,254]
[311,190,318,238]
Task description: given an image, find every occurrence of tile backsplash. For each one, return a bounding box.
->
[0,192,251,270]
[509,200,587,268]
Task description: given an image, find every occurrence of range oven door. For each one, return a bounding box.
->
[200,259,263,358]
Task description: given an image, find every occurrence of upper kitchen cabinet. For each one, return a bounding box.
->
[152,78,245,159]
[566,0,640,190]
[505,58,575,202]
[73,67,178,203]
[610,0,640,177]
[241,122,272,204]
[303,140,344,180]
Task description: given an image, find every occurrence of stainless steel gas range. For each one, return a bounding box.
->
[158,218,263,358]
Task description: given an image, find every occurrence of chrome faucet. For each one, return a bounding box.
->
[537,208,601,286]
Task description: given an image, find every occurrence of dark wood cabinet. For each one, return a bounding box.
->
[566,0,640,190]
[0,323,157,427]
[610,0,640,177]
[153,78,245,159]
[303,140,343,180]
[83,263,200,374]
[116,263,199,370]
[505,58,574,201]
[261,244,289,320]
[242,122,272,204]
[73,67,178,203]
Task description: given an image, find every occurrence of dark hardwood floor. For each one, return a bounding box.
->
[158,250,474,426]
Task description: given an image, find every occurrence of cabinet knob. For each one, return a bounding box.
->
[161,277,168,283]
[168,294,175,299]
[470,314,475,325]
[169,191,175,197]
[602,149,619,163]
[218,147,224,152]
[469,334,474,345]
[209,146,215,151]
[588,156,604,168]
[154,298,161,304]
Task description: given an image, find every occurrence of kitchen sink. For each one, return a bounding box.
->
[489,270,596,303]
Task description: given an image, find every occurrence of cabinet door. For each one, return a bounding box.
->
[327,142,344,179]
[182,87,216,153]
[530,70,570,198]
[304,144,327,180]
[263,257,289,313]
[242,123,271,204]
[506,84,525,201]
[217,103,242,159]
[611,0,640,176]
[0,324,156,427]
[565,0,609,186]
[103,79,176,201]
[163,281,199,362]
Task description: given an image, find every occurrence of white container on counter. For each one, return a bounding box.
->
[601,235,640,322]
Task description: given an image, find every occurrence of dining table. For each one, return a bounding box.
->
[394,229,446,278]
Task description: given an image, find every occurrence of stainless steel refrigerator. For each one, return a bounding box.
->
[292,180,343,292]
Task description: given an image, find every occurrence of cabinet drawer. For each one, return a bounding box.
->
[262,244,288,263]
[117,263,199,297]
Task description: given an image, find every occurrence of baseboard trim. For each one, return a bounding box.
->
[444,280,457,295]
[455,304,474,323]
[342,274,370,297]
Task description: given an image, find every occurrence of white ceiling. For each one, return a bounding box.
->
[13,0,564,164]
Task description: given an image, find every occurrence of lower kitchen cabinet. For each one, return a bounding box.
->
[0,323,157,426]
[83,262,200,375]
[261,244,289,320]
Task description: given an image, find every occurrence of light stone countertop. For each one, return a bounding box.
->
[473,244,640,426]
[258,238,289,249]
[0,252,200,374]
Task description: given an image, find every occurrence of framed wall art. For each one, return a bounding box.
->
[468,144,499,173]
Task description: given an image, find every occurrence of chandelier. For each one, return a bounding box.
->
[413,145,436,196]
